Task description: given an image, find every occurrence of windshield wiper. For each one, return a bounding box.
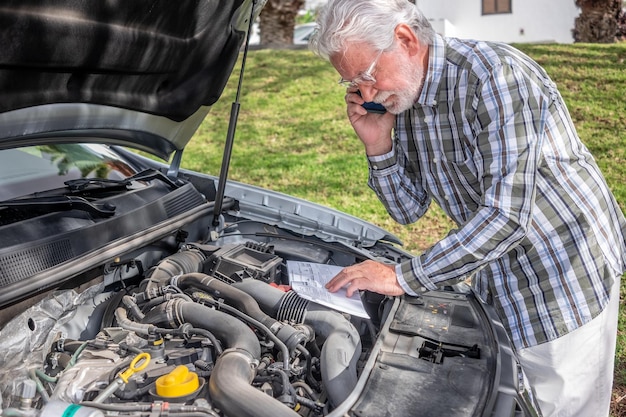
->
[0,195,116,218]
[0,170,180,220]
[64,169,180,194]
[64,177,130,193]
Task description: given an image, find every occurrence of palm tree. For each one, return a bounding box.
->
[258,0,306,46]
[574,0,624,42]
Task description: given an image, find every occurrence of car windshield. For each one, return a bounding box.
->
[0,144,138,201]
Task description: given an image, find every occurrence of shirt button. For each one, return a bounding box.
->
[372,165,378,170]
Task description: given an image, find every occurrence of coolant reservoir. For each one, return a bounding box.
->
[155,365,200,398]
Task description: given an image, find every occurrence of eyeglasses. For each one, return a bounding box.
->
[337,51,383,89]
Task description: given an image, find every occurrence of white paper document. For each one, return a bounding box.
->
[286,260,369,318]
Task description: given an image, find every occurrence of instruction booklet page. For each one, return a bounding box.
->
[286,260,369,318]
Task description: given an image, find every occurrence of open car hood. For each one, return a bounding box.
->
[0,0,265,159]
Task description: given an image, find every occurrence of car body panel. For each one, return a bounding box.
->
[0,0,265,157]
[0,103,209,159]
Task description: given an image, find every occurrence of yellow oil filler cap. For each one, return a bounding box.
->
[156,365,200,398]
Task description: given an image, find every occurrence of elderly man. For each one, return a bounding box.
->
[309,1,626,416]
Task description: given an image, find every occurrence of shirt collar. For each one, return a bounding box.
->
[415,33,445,108]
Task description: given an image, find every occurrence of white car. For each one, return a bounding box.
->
[294,22,317,45]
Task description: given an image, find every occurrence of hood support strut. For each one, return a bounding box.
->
[167,149,183,180]
[212,0,258,229]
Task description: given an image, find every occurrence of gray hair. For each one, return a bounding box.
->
[309,0,435,60]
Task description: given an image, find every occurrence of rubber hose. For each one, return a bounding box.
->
[232,279,361,407]
[174,273,306,351]
[208,351,300,417]
[142,299,260,359]
[144,250,205,291]
[174,273,277,330]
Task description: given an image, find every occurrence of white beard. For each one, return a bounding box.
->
[374,56,424,115]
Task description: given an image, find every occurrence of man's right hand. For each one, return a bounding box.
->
[345,89,395,156]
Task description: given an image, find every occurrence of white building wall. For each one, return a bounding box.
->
[416,0,580,43]
[305,0,327,11]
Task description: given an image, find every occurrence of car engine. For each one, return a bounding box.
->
[0,230,382,417]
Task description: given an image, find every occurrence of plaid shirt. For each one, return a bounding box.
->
[367,34,626,349]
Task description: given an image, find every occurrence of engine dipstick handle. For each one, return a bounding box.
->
[92,352,151,403]
[119,352,150,383]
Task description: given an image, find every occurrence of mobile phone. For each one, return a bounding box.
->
[356,91,386,114]
[361,101,387,114]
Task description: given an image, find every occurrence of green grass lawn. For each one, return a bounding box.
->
[182,43,626,414]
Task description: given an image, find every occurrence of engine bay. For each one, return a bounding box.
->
[0,218,384,417]
[0,212,519,417]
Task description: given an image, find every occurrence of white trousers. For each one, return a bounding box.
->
[517,276,621,417]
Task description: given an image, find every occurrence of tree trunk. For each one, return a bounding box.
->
[259,0,305,47]
[573,0,623,42]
